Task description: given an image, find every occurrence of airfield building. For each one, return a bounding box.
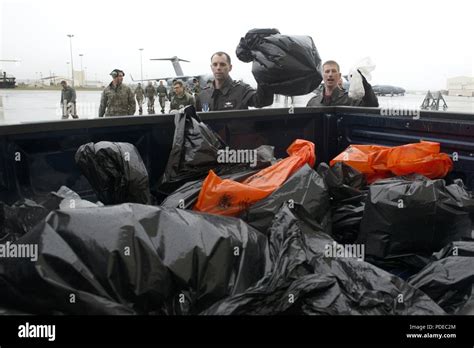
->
[447,76,474,97]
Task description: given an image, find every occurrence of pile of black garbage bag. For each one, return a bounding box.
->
[0,106,473,315]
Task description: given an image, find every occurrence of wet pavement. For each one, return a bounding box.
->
[0,89,473,125]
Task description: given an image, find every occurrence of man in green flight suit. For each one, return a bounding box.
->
[169,80,195,112]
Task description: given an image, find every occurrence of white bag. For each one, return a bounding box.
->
[348,57,375,100]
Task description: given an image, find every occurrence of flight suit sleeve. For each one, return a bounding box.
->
[98,90,106,117]
[128,89,136,115]
[242,84,274,108]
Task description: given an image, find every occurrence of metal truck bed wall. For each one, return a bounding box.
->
[0,107,473,204]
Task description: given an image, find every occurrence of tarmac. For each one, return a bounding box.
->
[0,89,473,125]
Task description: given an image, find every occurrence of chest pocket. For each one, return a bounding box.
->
[221,99,237,109]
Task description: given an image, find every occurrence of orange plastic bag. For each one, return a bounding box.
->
[194,139,316,216]
[330,144,392,183]
[330,141,453,183]
[386,141,453,178]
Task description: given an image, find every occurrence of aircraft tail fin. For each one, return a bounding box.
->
[149,56,190,76]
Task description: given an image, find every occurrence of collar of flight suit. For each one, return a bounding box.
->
[211,76,234,97]
[319,86,344,104]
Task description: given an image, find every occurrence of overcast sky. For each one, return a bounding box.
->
[1,0,473,90]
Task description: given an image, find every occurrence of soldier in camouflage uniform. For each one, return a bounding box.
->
[156,80,168,114]
[134,83,145,115]
[191,78,201,95]
[169,80,195,111]
[99,69,136,117]
[144,81,156,114]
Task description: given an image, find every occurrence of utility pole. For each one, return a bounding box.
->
[139,48,144,81]
[67,34,75,87]
[79,53,84,86]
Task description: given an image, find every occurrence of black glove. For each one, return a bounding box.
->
[357,69,379,107]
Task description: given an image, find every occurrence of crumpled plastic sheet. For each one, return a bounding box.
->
[0,204,269,315]
[202,203,445,315]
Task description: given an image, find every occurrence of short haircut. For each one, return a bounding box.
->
[173,80,184,87]
[323,60,340,72]
[211,51,231,65]
[60,80,66,85]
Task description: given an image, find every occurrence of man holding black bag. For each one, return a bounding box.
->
[196,51,274,111]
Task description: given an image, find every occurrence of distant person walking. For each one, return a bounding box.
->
[156,80,168,114]
[145,81,156,114]
[134,83,145,115]
[99,69,136,117]
[191,78,201,95]
[60,80,78,119]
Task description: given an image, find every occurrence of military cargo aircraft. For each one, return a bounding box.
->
[372,85,406,96]
[130,56,213,89]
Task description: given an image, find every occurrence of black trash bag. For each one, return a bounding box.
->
[409,251,474,314]
[202,203,444,315]
[0,199,55,243]
[364,253,432,281]
[0,204,268,315]
[241,164,331,235]
[0,186,96,243]
[236,28,322,96]
[431,241,474,260]
[358,176,473,259]
[444,179,474,223]
[331,196,366,244]
[161,167,261,210]
[317,162,368,244]
[75,141,151,205]
[156,106,275,197]
[53,185,102,209]
[317,162,367,201]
